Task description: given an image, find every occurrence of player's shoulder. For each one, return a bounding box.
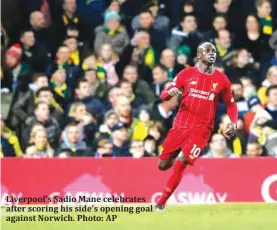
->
[214,69,230,83]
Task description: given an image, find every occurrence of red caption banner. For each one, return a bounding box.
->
[1,158,277,205]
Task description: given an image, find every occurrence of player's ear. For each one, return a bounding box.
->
[196,52,200,59]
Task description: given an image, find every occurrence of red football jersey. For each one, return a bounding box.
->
[171,66,234,129]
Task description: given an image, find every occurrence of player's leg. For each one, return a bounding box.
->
[157,149,180,171]
[156,128,211,210]
[156,152,189,210]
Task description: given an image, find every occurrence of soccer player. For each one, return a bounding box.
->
[155,42,238,210]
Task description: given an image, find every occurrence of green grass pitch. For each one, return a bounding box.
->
[1,203,277,230]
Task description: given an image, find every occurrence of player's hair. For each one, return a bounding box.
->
[36,87,52,97]
[152,64,168,72]
[76,78,88,89]
[33,73,47,82]
[255,0,270,8]
[266,85,277,97]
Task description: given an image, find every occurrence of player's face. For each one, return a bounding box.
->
[199,44,217,65]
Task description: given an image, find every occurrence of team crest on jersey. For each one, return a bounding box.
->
[211,82,218,91]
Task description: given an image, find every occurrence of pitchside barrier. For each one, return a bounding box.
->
[1,158,277,205]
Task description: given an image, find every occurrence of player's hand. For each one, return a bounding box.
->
[223,122,237,139]
[168,87,182,96]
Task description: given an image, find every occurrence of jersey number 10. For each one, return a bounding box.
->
[191,144,201,157]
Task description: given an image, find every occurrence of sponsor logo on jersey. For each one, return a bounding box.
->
[190,81,197,85]
[189,88,215,101]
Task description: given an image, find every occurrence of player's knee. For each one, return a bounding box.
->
[158,161,169,171]
[158,164,167,171]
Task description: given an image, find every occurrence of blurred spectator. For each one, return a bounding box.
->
[34,87,64,125]
[226,49,259,84]
[19,29,50,72]
[202,133,238,158]
[82,55,106,83]
[119,80,146,113]
[260,120,277,156]
[24,102,61,148]
[94,10,129,56]
[29,11,51,51]
[214,29,235,65]
[106,87,124,110]
[28,127,54,157]
[94,138,113,158]
[63,36,82,66]
[84,68,108,100]
[148,122,167,153]
[132,9,166,56]
[98,43,119,86]
[246,141,265,157]
[73,78,106,117]
[50,68,71,108]
[67,102,97,146]
[0,113,22,157]
[56,0,80,44]
[2,44,32,93]
[149,93,179,131]
[144,135,157,156]
[243,96,264,133]
[258,66,277,105]
[114,96,133,128]
[248,106,272,142]
[132,108,153,141]
[10,74,49,130]
[265,85,277,120]
[131,1,170,34]
[97,110,119,140]
[122,65,156,104]
[152,64,169,96]
[56,122,92,157]
[218,113,247,156]
[110,122,131,157]
[256,0,273,36]
[160,49,183,80]
[203,14,228,44]
[236,15,263,63]
[129,140,148,158]
[231,80,248,116]
[168,14,202,57]
[129,30,156,83]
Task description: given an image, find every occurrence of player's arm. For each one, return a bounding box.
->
[160,76,182,101]
[221,77,238,138]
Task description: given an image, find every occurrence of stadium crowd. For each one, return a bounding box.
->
[1,0,277,158]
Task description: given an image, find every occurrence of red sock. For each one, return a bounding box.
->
[157,160,187,206]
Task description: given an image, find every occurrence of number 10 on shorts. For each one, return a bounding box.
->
[190,144,201,158]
